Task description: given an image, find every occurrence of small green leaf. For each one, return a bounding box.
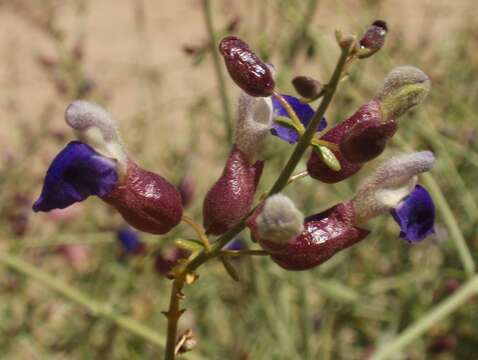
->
[175,238,204,252]
[313,144,341,171]
[219,256,240,282]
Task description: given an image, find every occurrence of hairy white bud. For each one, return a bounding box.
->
[377,66,431,121]
[234,92,273,160]
[65,101,128,174]
[256,194,304,244]
[352,151,435,223]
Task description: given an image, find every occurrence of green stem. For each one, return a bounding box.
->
[220,249,269,257]
[371,276,478,360]
[165,277,186,360]
[267,45,350,196]
[0,252,202,360]
[284,0,320,65]
[202,0,233,145]
[163,43,351,359]
[298,273,313,360]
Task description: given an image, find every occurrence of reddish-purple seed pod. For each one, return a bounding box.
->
[248,202,369,271]
[307,100,382,183]
[203,146,263,235]
[340,119,398,163]
[358,20,388,59]
[219,36,275,97]
[103,160,183,235]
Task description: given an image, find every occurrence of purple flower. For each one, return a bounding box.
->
[33,141,118,212]
[271,95,327,144]
[117,227,143,254]
[391,185,435,243]
[226,237,246,251]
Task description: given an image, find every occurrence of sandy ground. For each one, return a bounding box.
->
[0,0,473,183]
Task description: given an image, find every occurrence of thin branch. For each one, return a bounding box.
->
[371,276,478,360]
[201,0,233,144]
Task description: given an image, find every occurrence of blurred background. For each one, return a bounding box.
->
[0,0,477,359]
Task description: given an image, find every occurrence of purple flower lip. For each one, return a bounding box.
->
[391,184,435,243]
[32,141,118,212]
[271,94,327,144]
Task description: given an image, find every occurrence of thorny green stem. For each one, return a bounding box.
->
[0,252,202,360]
[371,276,478,360]
[201,0,233,145]
[164,44,352,360]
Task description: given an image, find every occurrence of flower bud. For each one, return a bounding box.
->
[339,119,398,163]
[103,160,183,235]
[154,248,189,277]
[307,100,382,183]
[255,194,304,244]
[249,202,369,270]
[352,151,435,223]
[65,100,128,174]
[235,92,273,160]
[377,66,431,121]
[292,76,323,99]
[203,146,263,235]
[358,20,388,59]
[219,36,275,97]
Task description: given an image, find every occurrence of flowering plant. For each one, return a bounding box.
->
[32,20,438,359]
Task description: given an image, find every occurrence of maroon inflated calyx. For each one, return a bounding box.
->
[248,202,370,271]
[219,36,275,97]
[203,146,263,235]
[340,119,398,163]
[102,160,183,235]
[307,100,382,183]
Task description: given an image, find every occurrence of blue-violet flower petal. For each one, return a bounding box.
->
[390,184,435,243]
[117,227,143,253]
[271,94,327,144]
[32,141,118,212]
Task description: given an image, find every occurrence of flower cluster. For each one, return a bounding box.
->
[32,21,436,275]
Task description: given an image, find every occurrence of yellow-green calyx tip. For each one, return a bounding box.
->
[378,66,431,121]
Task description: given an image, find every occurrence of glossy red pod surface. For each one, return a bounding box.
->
[203,146,263,235]
[249,202,370,271]
[219,36,275,97]
[103,160,183,235]
[307,100,383,183]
